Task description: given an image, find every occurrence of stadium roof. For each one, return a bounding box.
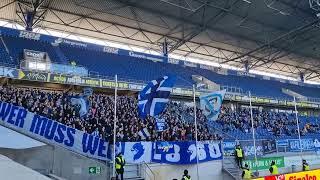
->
[1,0,320,83]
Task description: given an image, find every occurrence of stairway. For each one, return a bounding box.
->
[223,157,241,180]
[124,164,144,180]
[0,154,52,180]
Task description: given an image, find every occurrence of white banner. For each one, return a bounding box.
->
[200,90,226,121]
[0,101,108,160]
[116,142,152,163]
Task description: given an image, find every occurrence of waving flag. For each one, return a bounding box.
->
[200,90,226,121]
[138,76,176,118]
[138,128,151,140]
[155,117,167,132]
[70,95,90,117]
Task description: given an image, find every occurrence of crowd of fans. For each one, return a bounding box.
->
[1,85,319,142]
[0,86,221,142]
[217,106,320,137]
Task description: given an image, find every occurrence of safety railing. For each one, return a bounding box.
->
[141,161,156,180]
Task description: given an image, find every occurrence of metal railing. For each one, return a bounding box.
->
[141,161,156,180]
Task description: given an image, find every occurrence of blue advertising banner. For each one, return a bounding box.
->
[288,139,315,152]
[276,139,288,147]
[314,138,320,154]
[0,67,18,78]
[151,141,223,164]
[0,101,108,160]
[240,141,264,157]
[223,140,264,157]
[223,141,237,156]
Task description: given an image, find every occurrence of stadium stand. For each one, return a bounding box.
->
[2,1,320,180]
[0,35,13,66]
[0,85,318,142]
[214,106,320,140]
[2,35,61,65]
[0,28,319,143]
[0,30,319,100]
[0,86,220,142]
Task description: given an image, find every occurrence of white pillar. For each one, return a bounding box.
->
[249,91,258,172]
[293,96,303,153]
[112,74,118,178]
[193,84,199,180]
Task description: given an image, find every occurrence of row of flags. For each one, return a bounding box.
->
[69,75,226,137]
[138,75,226,121]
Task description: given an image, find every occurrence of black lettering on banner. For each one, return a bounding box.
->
[101,80,129,88]
[84,78,100,86]
[19,70,48,81]
[50,74,67,83]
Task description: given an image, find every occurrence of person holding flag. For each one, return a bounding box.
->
[69,87,92,117]
[200,90,226,121]
[138,75,176,119]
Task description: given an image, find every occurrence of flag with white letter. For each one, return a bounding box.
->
[138,76,176,118]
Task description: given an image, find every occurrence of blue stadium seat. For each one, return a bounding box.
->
[2,35,63,65]
[0,32,319,100]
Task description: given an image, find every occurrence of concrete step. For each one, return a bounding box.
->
[223,158,242,180]
[124,178,144,180]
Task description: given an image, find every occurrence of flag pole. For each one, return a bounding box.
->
[293,96,303,154]
[193,84,200,180]
[112,74,118,178]
[249,91,258,174]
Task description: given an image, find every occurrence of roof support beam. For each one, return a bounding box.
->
[220,19,320,64]
[169,0,241,53]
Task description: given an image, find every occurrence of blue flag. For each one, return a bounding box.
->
[155,117,167,132]
[200,90,226,121]
[70,95,90,117]
[138,76,176,118]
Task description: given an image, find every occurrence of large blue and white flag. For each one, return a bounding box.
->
[70,95,90,117]
[138,76,176,118]
[200,90,226,121]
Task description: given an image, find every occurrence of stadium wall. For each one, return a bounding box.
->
[256,153,320,177]
[146,160,228,180]
[0,154,52,180]
[0,145,109,180]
